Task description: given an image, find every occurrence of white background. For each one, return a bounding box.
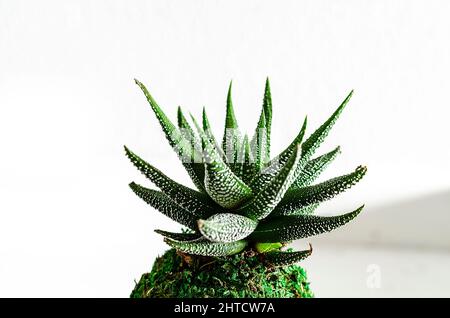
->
[1,0,449,297]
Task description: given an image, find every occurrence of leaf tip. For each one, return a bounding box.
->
[128,181,138,190]
[163,237,173,246]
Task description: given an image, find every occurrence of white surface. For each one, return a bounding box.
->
[1,0,450,297]
[300,242,450,298]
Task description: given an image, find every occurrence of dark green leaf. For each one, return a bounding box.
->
[250,205,364,242]
[124,146,217,217]
[240,146,302,220]
[290,146,341,190]
[134,79,205,191]
[274,166,367,215]
[154,229,201,241]
[263,245,313,267]
[221,81,242,165]
[129,182,199,230]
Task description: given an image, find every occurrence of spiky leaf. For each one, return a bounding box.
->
[177,106,196,141]
[191,115,253,208]
[237,134,257,183]
[264,245,313,266]
[274,166,367,215]
[290,146,341,190]
[164,238,248,256]
[283,91,353,187]
[198,213,258,243]
[129,182,199,230]
[154,229,201,241]
[262,77,273,161]
[249,117,307,192]
[250,78,273,168]
[124,146,217,217]
[250,108,268,170]
[134,79,205,191]
[250,205,364,242]
[177,106,201,160]
[240,146,302,220]
[202,107,224,157]
[221,81,241,165]
[301,91,353,159]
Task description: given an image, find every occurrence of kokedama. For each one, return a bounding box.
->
[126,79,366,298]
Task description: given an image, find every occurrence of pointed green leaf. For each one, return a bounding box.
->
[177,106,201,158]
[202,107,224,157]
[164,238,248,256]
[238,134,257,184]
[250,205,364,242]
[262,77,272,160]
[129,182,199,230]
[191,115,253,209]
[134,79,177,145]
[284,91,353,187]
[248,78,272,169]
[223,81,239,130]
[274,166,367,215]
[154,229,201,241]
[177,106,196,141]
[222,81,242,164]
[290,146,341,190]
[124,146,217,217]
[240,146,302,220]
[301,91,353,159]
[264,245,313,267]
[249,117,307,192]
[198,213,258,243]
[176,107,204,183]
[134,79,205,191]
[250,108,268,170]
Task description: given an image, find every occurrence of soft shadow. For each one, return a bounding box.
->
[311,190,450,251]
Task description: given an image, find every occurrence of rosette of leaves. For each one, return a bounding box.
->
[125,78,366,267]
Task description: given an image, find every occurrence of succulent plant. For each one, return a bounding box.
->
[125,79,366,267]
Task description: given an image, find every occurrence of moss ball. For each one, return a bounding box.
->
[131,249,313,298]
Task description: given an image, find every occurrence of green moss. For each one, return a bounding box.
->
[131,249,313,298]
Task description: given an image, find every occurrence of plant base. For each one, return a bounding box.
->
[131,248,313,298]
